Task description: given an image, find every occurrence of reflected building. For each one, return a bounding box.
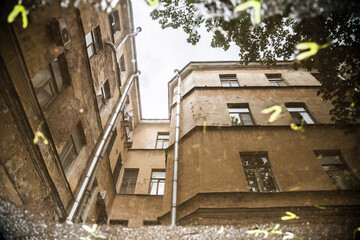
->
[0,0,359,229]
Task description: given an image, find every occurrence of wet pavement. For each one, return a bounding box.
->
[0,198,358,239]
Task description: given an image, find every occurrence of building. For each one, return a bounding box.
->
[0,0,167,226]
[159,62,360,226]
[1,0,360,229]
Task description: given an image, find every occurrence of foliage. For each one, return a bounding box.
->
[151,0,360,130]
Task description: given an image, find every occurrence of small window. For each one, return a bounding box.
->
[109,10,120,36]
[240,152,279,192]
[311,73,324,82]
[266,74,287,86]
[149,170,165,195]
[96,80,111,110]
[120,55,126,72]
[220,74,239,87]
[228,103,254,126]
[106,129,117,155]
[120,169,139,194]
[59,122,86,175]
[156,133,169,149]
[172,86,178,104]
[85,26,102,58]
[113,154,122,185]
[31,54,70,108]
[314,150,360,190]
[286,103,315,125]
[143,220,160,226]
[109,220,128,226]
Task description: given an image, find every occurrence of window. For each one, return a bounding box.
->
[149,170,165,195]
[286,103,315,125]
[85,26,102,58]
[156,133,169,149]
[96,80,111,110]
[311,73,324,82]
[109,10,120,36]
[119,55,126,72]
[59,122,86,175]
[266,74,287,86]
[314,150,360,190]
[228,104,254,126]
[106,129,117,155]
[31,54,69,108]
[120,169,139,194]
[220,74,239,87]
[113,154,122,185]
[109,220,128,226]
[240,152,279,192]
[172,86,178,104]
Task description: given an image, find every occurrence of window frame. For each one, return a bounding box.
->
[220,74,239,87]
[31,54,70,109]
[286,102,315,125]
[156,132,169,149]
[240,152,279,192]
[149,170,166,195]
[85,26,102,59]
[265,73,287,86]
[119,168,139,194]
[109,10,121,37]
[314,150,360,190]
[119,54,126,72]
[96,80,111,110]
[59,122,86,175]
[227,103,255,126]
[113,153,122,186]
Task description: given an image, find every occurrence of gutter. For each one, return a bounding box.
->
[66,71,140,223]
[171,69,182,226]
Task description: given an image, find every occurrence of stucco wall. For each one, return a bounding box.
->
[162,127,360,216]
[109,195,163,227]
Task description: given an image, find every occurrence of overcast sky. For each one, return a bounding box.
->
[132,1,240,119]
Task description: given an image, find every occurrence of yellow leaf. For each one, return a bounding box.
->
[235,0,261,24]
[146,0,159,6]
[261,105,282,122]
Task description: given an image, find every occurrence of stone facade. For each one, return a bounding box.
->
[1,0,359,230]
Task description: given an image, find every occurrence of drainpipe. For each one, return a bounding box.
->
[105,27,141,86]
[171,69,181,226]
[105,27,142,54]
[66,71,140,223]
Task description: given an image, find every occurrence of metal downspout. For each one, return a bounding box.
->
[171,69,181,226]
[66,72,140,223]
[105,27,142,54]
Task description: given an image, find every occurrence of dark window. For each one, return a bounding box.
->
[266,73,287,86]
[96,80,111,110]
[120,169,139,194]
[143,220,160,226]
[314,150,360,190]
[286,103,315,125]
[109,10,120,36]
[311,73,324,82]
[59,122,86,174]
[220,74,239,87]
[106,129,117,155]
[31,54,70,108]
[113,154,122,185]
[149,170,165,195]
[109,220,128,226]
[120,55,126,72]
[85,26,102,58]
[240,152,279,192]
[156,133,169,149]
[228,103,254,126]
